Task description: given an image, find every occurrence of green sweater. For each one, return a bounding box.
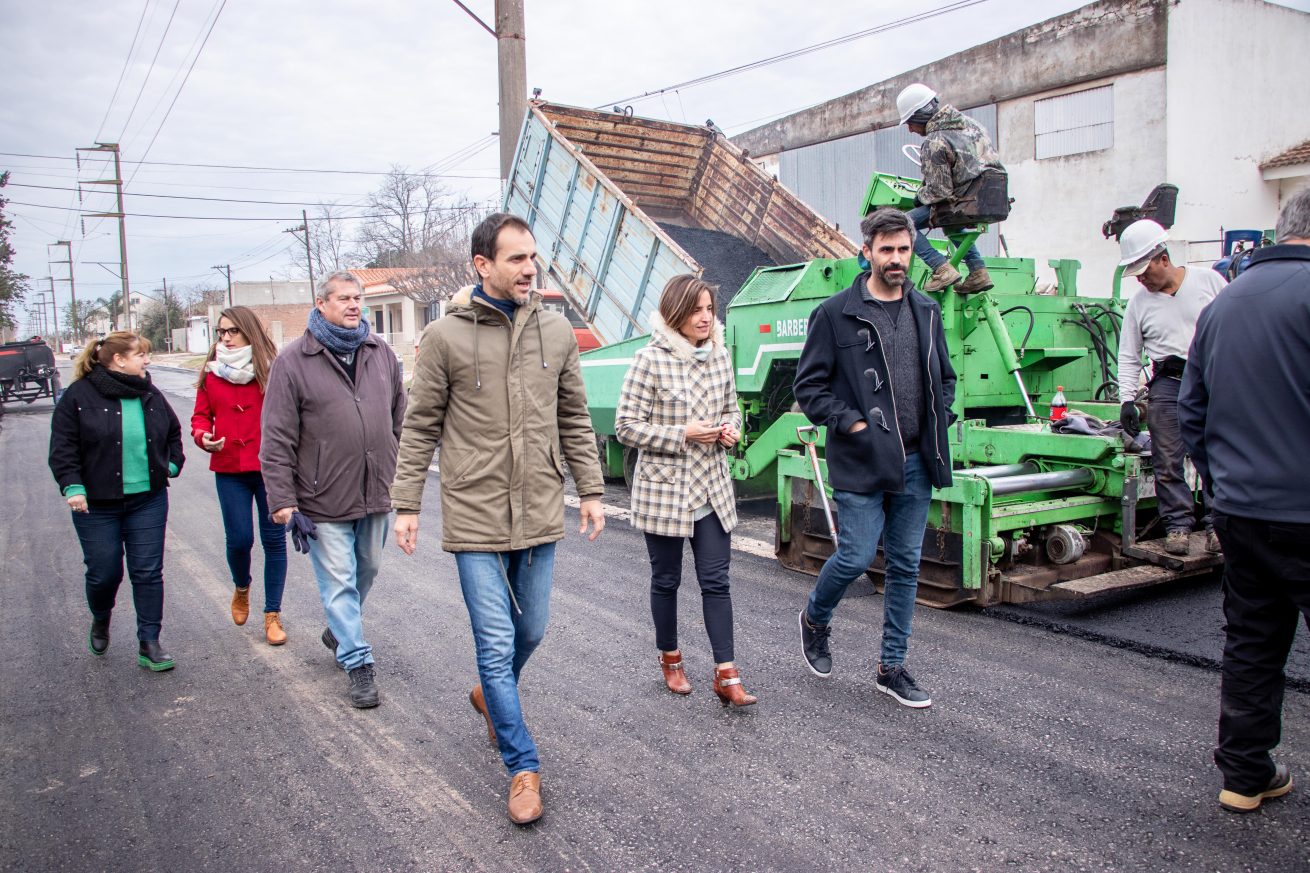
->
[63,397,177,499]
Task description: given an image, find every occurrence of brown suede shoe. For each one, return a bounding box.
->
[508,771,543,824]
[264,612,287,645]
[955,267,994,295]
[469,685,497,747]
[659,650,692,695]
[231,587,250,625]
[1165,530,1191,556]
[1205,529,1222,554]
[713,665,758,707]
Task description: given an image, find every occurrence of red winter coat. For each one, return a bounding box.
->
[191,372,266,473]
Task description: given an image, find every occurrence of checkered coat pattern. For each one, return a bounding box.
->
[616,312,741,538]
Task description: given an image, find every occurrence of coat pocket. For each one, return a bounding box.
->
[637,460,679,486]
[440,446,482,488]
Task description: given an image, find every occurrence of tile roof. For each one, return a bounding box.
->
[1261,139,1310,171]
[348,267,430,290]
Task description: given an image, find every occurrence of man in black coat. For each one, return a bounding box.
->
[793,207,956,708]
[1179,185,1310,813]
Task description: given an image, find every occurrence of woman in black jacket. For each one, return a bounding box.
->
[49,331,185,670]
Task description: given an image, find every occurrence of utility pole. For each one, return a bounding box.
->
[283,214,314,292]
[78,143,131,330]
[496,0,527,181]
[161,277,172,352]
[211,263,232,307]
[49,240,79,342]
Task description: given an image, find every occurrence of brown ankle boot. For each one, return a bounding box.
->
[264,612,287,645]
[231,587,250,625]
[469,685,497,747]
[713,666,758,707]
[659,650,692,694]
[508,771,543,824]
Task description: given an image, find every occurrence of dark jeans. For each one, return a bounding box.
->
[806,453,933,667]
[1148,376,1211,533]
[907,204,984,272]
[71,488,169,641]
[214,472,287,612]
[644,513,735,663]
[1212,512,1310,794]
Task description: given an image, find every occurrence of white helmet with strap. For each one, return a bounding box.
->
[897,83,938,125]
[1118,219,1170,276]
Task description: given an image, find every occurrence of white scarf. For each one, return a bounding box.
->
[206,343,256,385]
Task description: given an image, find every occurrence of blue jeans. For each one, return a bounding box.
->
[307,513,389,671]
[908,204,984,272]
[805,453,933,667]
[214,472,287,612]
[455,543,556,776]
[71,488,169,641]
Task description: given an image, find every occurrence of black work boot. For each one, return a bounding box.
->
[89,616,110,656]
[137,640,175,672]
[348,664,380,708]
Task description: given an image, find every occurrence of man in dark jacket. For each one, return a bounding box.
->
[261,271,406,709]
[897,83,1005,295]
[793,207,956,708]
[1179,186,1310,814]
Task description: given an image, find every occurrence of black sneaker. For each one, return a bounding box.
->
[876,664,932,708]
[799,610,832,678]
[321,627,338,652]
[89,616,110,656]
[1219,763,1293,813]
[348,663,379,709]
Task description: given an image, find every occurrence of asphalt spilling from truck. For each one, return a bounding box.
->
[657,223,776,307]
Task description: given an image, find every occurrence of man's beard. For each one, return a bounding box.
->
[875,262,906,286]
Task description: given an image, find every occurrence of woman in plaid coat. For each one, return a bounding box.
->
[616,275,756,707]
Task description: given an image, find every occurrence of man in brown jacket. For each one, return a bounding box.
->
[261,271,405,709]
[391,213,605,825]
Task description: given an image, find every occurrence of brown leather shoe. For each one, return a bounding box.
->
[659,650,692,695]
[231,587,250,625]
[469,685,497,747]
[264,612,287,645]
[713,666,758,707]
[508,771,543,824]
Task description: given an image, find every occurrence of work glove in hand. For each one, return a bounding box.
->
[287,511,318,554]
[1120,401,1141,438]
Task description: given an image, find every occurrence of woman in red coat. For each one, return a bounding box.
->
[191,306,288,644]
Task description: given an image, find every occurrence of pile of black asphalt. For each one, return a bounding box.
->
[657,223,776,312]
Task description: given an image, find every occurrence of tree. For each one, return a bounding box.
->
[137,285,185,351]
[307,201,353,280]
[179,282,226,317]
[0,171,31,333]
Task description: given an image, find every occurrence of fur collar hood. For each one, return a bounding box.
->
[648,310,726,364]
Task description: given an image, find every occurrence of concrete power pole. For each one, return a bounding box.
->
[50,240,79,342]
[496,0,527,181]
[78,143,131,331]
[211,264,232,307]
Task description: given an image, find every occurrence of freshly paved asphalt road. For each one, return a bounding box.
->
[1,367,1306,872]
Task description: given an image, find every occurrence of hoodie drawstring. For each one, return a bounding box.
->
[534,309,547,369]
[472,310,481,389]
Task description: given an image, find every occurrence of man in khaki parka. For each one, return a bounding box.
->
[390,213,605,825]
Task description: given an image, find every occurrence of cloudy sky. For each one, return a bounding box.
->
[4,0,1306,333]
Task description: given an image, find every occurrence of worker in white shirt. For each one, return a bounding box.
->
[1116,219,1227,556]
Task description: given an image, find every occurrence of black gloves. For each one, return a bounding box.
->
[287,511,318,554]
[1120,401,1141,437]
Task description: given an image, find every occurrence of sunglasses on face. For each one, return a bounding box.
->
[216,327,242,338]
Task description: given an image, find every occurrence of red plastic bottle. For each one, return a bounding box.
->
[1050,385,1068,421]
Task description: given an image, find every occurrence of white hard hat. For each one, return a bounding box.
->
[896,83,937,125]
[1118,219,1170,276]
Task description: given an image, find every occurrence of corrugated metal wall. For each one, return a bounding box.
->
[779,105,999,256]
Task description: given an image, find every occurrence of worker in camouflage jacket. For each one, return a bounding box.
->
[896,83,1007,295]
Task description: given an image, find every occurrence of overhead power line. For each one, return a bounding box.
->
[117,0,183,144]
[126,0,228,186]
[95,0,153,141]
[0,151,498,180]
[596,0,990,108]
[6,198,494,222]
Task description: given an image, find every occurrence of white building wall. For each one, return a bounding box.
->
[1165,0,1310,263]
[996,68,1167,294]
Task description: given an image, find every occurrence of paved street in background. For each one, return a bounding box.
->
[0,367,1306,872]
